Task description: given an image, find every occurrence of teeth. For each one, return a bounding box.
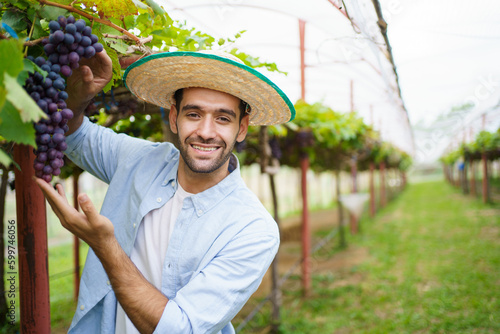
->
[192,145,217,152]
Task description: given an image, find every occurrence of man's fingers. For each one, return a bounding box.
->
[55,183,70,205]
[35,178,74,221]
[80,65,94,84]
[78,193,100,223]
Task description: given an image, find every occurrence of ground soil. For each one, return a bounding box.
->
[254,208,369,298]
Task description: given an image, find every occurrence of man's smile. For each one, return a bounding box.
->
[191,144,219,152]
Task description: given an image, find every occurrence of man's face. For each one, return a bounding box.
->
[169,87,249,175]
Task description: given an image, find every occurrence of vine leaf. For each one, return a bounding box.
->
[81,0,138,20]
[4,73,46,123]
[0,148,11,167]
[0,100,36,147]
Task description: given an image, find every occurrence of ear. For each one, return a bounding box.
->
[169,105,178,134]
[236,114,249,142]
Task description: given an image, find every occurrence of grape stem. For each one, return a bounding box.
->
[37,0,142,44]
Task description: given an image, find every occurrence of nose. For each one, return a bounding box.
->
[196,116,217,140]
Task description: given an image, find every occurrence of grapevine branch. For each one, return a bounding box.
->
[37,0,141,44]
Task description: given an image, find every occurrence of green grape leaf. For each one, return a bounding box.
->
[0,100,36,147]
[81,0,138,19]
[0,39,24,84]
[101,42,121,93]
[4,73,46,123]
[0,85,6,119]
[1,9,28,33]
[0,148,12,167]
[143,0,166,16]
[38,5,68,21]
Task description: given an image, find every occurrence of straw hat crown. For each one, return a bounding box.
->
[123,50,295,126]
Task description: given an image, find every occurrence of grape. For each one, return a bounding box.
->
[57,16,67,28]
[42,165,53,175]
[47,149,58,160]
[75,19,85,32]
[37,152,48,162]
[74,32,82,43]
[84,46,95,58]
[48,21,60,32]
[35,57,46,66]
[65,23,76,34]
[52,30,65,44]
[42,78,52,89]
[44,43,56,55]
[61,108,73,119]
[82,26,92,37]
[235,140,246,153]
[27,15,104,182]
[64,33,75,45]
[53,78,65,90]
[80,36,91,47]
[60,65,72,77]
[68,51,79,64]
[30,92,40,101]
[93,43,104,53]
[58,91,68,101]
[37,99,48,112]
[34,161,45,171]
[51,112,62,124]
[269,137,282,160]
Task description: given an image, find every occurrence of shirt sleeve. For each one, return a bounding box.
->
[153,231,279,334]
[65,117,156,184]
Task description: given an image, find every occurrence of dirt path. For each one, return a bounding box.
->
[254,208,369,298]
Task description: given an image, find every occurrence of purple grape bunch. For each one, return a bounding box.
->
[26,15,104,183]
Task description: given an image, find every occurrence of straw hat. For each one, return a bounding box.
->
[123,51,295,125]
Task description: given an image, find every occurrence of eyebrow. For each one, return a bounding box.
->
[182,104,237,118]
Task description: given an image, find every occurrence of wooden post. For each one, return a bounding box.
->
[73,174,81,301]
[300,155,311,296]
[369,162,375,217]
[299,19,306,101]
[350,157,358,234]
[470,160,476,197]
[336,170,346,248]
[380,162,386,208]
[482,153,489,203]
[13,145,50,333]
[268,172,281,333]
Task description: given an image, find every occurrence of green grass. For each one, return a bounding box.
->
[249,180,500,333]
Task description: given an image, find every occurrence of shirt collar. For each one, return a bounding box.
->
[190,154,243,217]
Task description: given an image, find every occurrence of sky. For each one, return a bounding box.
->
[157,0,500,163]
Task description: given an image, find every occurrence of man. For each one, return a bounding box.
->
[36,49,295,333]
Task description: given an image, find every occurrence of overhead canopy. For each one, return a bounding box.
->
[157,0,500,162]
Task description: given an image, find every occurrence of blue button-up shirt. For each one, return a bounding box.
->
[65,118,279,333]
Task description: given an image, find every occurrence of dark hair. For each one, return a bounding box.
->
[173,89,249,123]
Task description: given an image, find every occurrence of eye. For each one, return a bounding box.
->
[186,112,200,119]
[217,116,231,123]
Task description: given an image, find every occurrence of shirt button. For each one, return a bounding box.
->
[171,182,175,188]
[80,305,85,310]
[197,209,203,215]
[157,197,162,203]
[107,280,111,286]
[133,223,136,228]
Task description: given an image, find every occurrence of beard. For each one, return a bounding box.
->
[177,135,237,174]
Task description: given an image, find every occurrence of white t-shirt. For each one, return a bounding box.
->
[115,182,192,333]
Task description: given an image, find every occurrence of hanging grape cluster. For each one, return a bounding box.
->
[27,15,103,182]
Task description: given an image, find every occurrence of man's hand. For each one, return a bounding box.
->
[65,49,113,135]
[35,177,167,333]
[34,178,114,255]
